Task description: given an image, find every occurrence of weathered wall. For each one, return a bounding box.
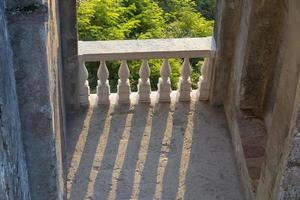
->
[0,0,30,199]
[279,105,300,199]
[222,1,256,199]
[256,1,300,199]
[48,0,67,198]
[59,0,80,112]
[210,0,242,105]
[5,0,66,199]
[238,1,286,113]
[214,0,291,199]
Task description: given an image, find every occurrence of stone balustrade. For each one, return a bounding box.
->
[78,37,215,105]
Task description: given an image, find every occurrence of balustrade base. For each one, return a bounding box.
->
[116,95,131,104]
[197,79,210,101]
[177,92,191,102]
[80,96,89,106]
[177,78,192,102]
[117,82,131,104]
[138,79,151,103]
[97,94,110,104]
[79,83,90,106]
[157,78,171,102]
[97,81,110,104]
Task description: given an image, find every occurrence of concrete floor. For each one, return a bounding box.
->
[66,92,245,200]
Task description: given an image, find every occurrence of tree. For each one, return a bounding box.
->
[195,0,216,20]
[118,0,166,39]
[77,0,166,40]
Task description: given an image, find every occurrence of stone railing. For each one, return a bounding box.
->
[78,37,216,105]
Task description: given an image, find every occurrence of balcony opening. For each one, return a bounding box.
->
[68,1,248,199]
[76,0,216,94]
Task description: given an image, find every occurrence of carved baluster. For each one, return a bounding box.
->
[138,59,151,103]
[117,60,131,104]
[97,60,110,104]
[177,58,192,101]
[198,57,213,101]
[79,57,90,105]
[157,59,171,102]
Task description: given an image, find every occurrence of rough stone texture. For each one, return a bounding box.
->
[279,106,300,199]
[239,0,286,113]
[215,0,300,199]
[48,0,67,198]
[59,0,80,111]
[0,1,30,199]
[5,0,66,199]
[209,0,242,105]
[66,93,245,200]
[220,1,263,199]
[256,1,300,199]
[215,0,290,199]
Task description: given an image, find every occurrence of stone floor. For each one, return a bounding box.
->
[66,92,245,200]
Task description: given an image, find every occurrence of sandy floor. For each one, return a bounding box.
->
[66,92,245,200]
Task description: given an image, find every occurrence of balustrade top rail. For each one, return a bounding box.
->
[78,37,215,61]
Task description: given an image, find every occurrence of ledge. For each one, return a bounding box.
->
[78,37,215,61]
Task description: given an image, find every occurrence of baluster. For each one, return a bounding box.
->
[117,60,131,104]
[97,60,110,104]
[78,57,90,106]
[138,60,151,103]
[157,59,171,102]
[177,58,192,102]
[198,57,213,100]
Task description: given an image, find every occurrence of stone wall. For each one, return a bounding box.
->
[5,0,66,199]
[256,1,300,199]
[59,0,80,112]
[279,105,300,199]
[213,0,300,199]
[1,0,299,199]
[47,0,67,198]
[210,0,242,105]
[0,0,30,199]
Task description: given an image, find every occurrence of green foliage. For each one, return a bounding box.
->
[77,0,165,40]
[155,0,213,38]
[196,0,216,20]
[77,0,215,93]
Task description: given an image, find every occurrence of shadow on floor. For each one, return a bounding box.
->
[67,100,245,200]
